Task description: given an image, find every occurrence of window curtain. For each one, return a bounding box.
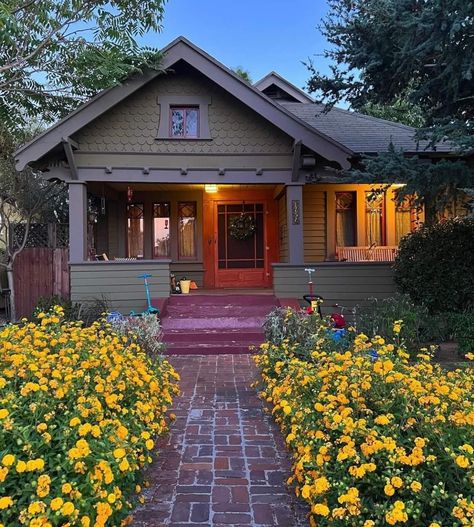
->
[365,193,384,246]
[127,204,144,258]
[336,192,356,246]
[178,202,196,258]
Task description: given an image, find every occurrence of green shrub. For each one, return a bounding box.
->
[263,307,353,360]
[34,295,80,322]
[111,314,165,359]
[393,218,474,314]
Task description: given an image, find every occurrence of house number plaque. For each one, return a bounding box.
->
[291,199,301,225]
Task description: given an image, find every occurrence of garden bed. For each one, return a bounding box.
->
[255,313,474,526]
[0,306,179,526]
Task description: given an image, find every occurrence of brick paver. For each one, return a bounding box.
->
[133,355,308,526]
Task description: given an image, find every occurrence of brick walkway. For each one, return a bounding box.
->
[133,355,308,527]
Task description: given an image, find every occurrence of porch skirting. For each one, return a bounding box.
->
[70,260,171,315]
[272,262,396,310]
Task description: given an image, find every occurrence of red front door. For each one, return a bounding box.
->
[203,190,279,289]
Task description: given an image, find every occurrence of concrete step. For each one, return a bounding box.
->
[161,316,267,330]
[163,329,264,343]
[165,294,278,306]
[164,342,260,355]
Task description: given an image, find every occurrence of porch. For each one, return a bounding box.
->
[68,182,405,313]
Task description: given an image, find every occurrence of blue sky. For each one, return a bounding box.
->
[140,0,332,93]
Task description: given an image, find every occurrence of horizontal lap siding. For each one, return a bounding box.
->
[273,263,396,310]
[70,262,170,314]
[303,187,326,262]
[170,263,204,288]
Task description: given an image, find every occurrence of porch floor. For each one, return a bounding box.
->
[177,288,274,296]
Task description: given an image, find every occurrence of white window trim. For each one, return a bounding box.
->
[156,95,212,140]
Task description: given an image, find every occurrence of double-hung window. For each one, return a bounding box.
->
[169,107,199,138]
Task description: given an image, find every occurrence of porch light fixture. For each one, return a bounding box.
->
[205,184,218,193]
[392,183,407,188]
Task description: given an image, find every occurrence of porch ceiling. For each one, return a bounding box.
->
[103,183,277,192]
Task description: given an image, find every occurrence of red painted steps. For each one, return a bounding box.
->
[160,294,278,355]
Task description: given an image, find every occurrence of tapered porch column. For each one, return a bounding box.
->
[68,181,88,263]
[285,183,304,264]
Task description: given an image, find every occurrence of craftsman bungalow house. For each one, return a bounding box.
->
[14,37,453,314]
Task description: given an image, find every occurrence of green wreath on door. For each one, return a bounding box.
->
[229,214,256,240]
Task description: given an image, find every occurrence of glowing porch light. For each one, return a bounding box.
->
[204,184,218,193]
[392,184,407,188]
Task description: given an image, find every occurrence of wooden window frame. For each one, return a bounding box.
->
[156,95,212,140]
[365,191,387,246]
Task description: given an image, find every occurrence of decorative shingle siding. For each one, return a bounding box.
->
[74,69,293,155]
[303,186,326,262]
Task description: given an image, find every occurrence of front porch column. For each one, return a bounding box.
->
[68,181,88,263]
[285,183,304,264]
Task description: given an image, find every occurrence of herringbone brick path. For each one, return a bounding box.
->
[133,355,308,526]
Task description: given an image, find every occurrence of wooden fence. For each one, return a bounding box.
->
[13,248,70,318]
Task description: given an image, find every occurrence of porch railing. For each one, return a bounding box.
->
[336,246,398,262]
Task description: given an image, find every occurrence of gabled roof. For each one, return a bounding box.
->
[253,72,314,104]
[15,37,352,171]
[280,102,453,154]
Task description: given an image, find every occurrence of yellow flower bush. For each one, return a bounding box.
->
[255,322,474,526]
[0,307,179,526]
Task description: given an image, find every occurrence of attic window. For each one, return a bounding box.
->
[170,107,199,138]
[156,96,211,140]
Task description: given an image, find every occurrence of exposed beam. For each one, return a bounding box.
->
[292,140,302,182]
[61,138,78,179]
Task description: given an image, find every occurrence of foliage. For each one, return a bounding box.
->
[263,307,353,359]
[350,144,474,225]
[393,218,474,314]
[306,0,473,150]
[0,125,68,320]
[76,296,111,327]
[233,67,252,83]
[356,295,432,351]
[0,0,167,134]
[254,324,474,527]
[359,99,425,128]
[446,312,474,357]
[34,295,81,323]
[111,314,165,359]
[0,306,179,526]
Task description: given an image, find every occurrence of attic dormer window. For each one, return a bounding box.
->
[170,106,199,138]
[156,96,212,140]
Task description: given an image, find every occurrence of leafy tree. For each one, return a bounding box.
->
[359,98,425,128]
[0,0,167,134]
[307,0,473,148]
[0,125,67,320]
[307,0,474,219]
[352,145,473,225]
[233,66,252,83]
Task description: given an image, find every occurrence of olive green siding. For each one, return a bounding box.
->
[303,186,326,262]
[278,193,288,263]
[70,261,170,314]
[72,67,294,170]
[272,262,395,309]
